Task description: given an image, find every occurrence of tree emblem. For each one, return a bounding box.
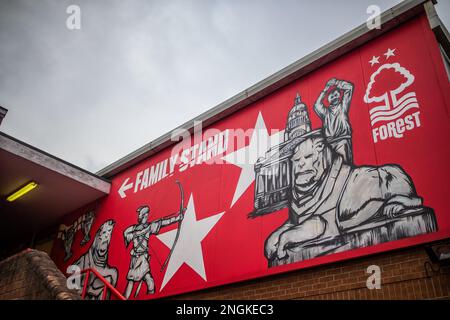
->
[364,63,418,126]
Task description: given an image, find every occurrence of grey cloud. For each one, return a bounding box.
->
[0,0,448,172]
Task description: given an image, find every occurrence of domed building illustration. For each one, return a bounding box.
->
[252,94,313,217]
[284,94,311,141]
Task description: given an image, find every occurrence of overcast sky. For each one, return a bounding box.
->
[1,0,449,173]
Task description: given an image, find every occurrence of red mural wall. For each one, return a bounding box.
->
[51,13,450,300]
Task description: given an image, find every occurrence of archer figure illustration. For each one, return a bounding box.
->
[123,181,185,299]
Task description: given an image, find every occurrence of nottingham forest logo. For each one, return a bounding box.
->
[364,48,421,143]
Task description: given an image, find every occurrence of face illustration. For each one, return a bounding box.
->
[138,210,149,224]
[291,137,326,194]
[94,222,114,256]
[327,89,341,106]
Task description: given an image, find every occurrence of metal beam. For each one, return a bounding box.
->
[424,0,450,56]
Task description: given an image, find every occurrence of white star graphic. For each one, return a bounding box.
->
[369,56,380,66]
[384,48,396,59]
[157,194,224,291]
[221,112,284,207]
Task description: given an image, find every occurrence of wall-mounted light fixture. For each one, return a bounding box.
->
[6,181,38,202]
[425,241,450,265]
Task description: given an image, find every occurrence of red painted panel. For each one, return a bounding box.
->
[51,14,450,300]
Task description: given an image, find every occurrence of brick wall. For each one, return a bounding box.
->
[0,249,80,300]
[175,246,450,300]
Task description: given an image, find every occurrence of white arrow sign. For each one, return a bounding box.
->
[118,178,133,198]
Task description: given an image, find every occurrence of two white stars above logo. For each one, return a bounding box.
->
[369,48,396,66]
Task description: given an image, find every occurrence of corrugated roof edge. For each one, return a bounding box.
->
[97,0,442,179]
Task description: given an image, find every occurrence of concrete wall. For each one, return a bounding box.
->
[175,246,450,300]
[0,249,80,300]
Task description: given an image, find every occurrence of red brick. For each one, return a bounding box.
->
[172,246,450,300]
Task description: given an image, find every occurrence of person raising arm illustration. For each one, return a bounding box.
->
[314,78,354,164]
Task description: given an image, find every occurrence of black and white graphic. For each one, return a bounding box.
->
[60,225,75,262]
[80,210,95,246]
[58,210,96,261]
[251,79,437,267]
[74,219,118,299]
[123,181,185,298]
[314,78,354,164]
[364,49,422,143]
